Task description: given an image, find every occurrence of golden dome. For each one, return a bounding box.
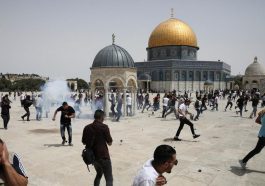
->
[148,18,198,48]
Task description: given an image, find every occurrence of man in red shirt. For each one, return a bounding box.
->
[82,110,113,186]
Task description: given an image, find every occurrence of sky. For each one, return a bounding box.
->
[0,0,265,81]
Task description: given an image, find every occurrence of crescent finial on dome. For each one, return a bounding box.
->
[112,33,115,45]
[171,8,174,18]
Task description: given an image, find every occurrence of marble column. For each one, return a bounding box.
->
[132,89,136,116]
[104,86,109,117]
[123,88,127,117]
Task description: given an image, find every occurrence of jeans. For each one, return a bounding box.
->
[250,106,258,118]
[126,105,132,116]
[162,106,168,118]
[110,104,116,117]
[116,108,122,121]
[211,103,218,111]
[142,102,151,112]
[225,102,233,110]
[60,124,72,143]
[175,117,195,137]
[36,107,42,120]
[243,137,265,163]
[200,104,207,114]
[153,103,159,111]
[194,108,200,120]
[22,107,30,120]
[238,106,243,117]
[165,106,178,119]
[1,114,10,129]
[94,159,113,186]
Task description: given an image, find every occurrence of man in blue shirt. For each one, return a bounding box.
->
[239,109,265,169]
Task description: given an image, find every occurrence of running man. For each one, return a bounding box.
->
[239,109,265,169]
[52,102,75,146]
[173,99,200,141]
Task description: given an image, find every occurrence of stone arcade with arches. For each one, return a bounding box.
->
[90,42,138,117]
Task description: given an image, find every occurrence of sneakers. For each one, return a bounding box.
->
[173,137,182,141]
[68,143,73,146]
[62,139,67,145]
[193,134,200,139]
[239,160,246,169]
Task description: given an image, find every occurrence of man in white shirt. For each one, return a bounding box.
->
[211,95,219,111]
[174,99,200,141]
[126,95,132,116]
[35,95,43,121]
[133,145,177,186]
[162,95,169,118]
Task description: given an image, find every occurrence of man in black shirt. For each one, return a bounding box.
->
[82,110,113,186]
[141,94,151,113]
[236,96,244,117]
[1,95,11,129]
[21,95,33,121]
[249,95,259,118]
[52,102,75,146]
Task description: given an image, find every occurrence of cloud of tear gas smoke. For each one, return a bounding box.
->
[41,80,73,107]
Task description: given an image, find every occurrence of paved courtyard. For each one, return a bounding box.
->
[1,95,265,186]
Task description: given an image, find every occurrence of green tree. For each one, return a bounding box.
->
[0,78,12,91]
[77,79,89,90]
[11,79,46,91]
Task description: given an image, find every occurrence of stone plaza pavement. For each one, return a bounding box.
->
[1,97,265,186]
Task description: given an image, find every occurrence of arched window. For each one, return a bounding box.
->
[196,71,201,81]
[181,71,187,81]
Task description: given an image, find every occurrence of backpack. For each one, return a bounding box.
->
[82,127,96,172]
[82,148,95,172]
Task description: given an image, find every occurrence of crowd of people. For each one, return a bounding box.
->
[1,88,265,185]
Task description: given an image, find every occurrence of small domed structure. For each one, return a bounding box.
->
[90,36,138,117]
[92,44,135,68]
[243,57,265,91]
[245,57,265,76]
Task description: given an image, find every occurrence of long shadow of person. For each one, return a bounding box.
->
[163,138,199,143]
[44,144,70,147]
[230,166,265,176]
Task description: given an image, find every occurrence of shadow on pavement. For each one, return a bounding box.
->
[230,166,265,176]
[44,144,69,147]
[163,138,199,143]
[29,129,59,134]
